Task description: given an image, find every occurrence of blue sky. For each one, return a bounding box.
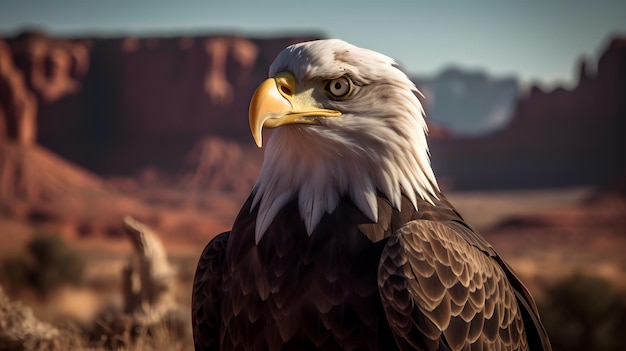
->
[1,0,625,87]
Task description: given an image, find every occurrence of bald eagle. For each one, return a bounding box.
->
[192,39,551,351]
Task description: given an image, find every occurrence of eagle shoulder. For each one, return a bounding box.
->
[192,231,229,351]
[378,219,551,351]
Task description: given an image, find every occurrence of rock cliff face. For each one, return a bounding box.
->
[1,32,624,191]
[0,32,319,176]
[1,32,313,240]
[429,37,626,189]
[0,39,37,144]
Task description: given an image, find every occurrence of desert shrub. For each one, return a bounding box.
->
[539,273,626,351]
[1,233,86,297]
[82,305,191,351]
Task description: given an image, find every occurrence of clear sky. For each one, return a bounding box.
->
[1,0,625,87]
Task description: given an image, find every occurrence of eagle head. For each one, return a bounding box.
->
[249,39,440,242]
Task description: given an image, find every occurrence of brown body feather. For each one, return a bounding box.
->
[192,192,551,351]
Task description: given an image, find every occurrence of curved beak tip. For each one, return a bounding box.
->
[249,76,293,149]
[253,131,263,148]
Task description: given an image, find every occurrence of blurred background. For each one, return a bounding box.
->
[0,1,625,350]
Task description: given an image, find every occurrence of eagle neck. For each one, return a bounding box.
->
[250,125,439,243]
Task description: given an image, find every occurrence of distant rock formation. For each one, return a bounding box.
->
[0,39,37,145]
[1,31,624,191]
[0,32,320,178]
[429,36,626,189]
[584,176,626,206]
[9,31,90,103]
[181,136,260,195]
[415,68,519,135]
[203,37,258,105]
[0,141,104,202]
[0,140,148,240]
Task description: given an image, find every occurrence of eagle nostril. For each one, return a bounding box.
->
[280,85,293,97]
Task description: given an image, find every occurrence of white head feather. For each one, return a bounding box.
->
[251,39,439,242]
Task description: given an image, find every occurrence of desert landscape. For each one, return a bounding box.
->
[0,31,625,350]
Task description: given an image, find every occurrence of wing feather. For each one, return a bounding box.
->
[378,220,545,351]
[192,232,229,351]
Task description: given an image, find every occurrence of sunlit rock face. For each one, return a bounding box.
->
[429,37,626,190]
[1,32,624,191]
[0,31,320,175]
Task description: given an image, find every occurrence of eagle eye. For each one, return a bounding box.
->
[325,76,352,98]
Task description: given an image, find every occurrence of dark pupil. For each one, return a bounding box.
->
[334,82,342,91]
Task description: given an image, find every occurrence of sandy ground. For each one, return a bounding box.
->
[446,187,591,230]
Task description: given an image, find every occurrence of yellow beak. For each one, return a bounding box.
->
[248,71,342,147]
